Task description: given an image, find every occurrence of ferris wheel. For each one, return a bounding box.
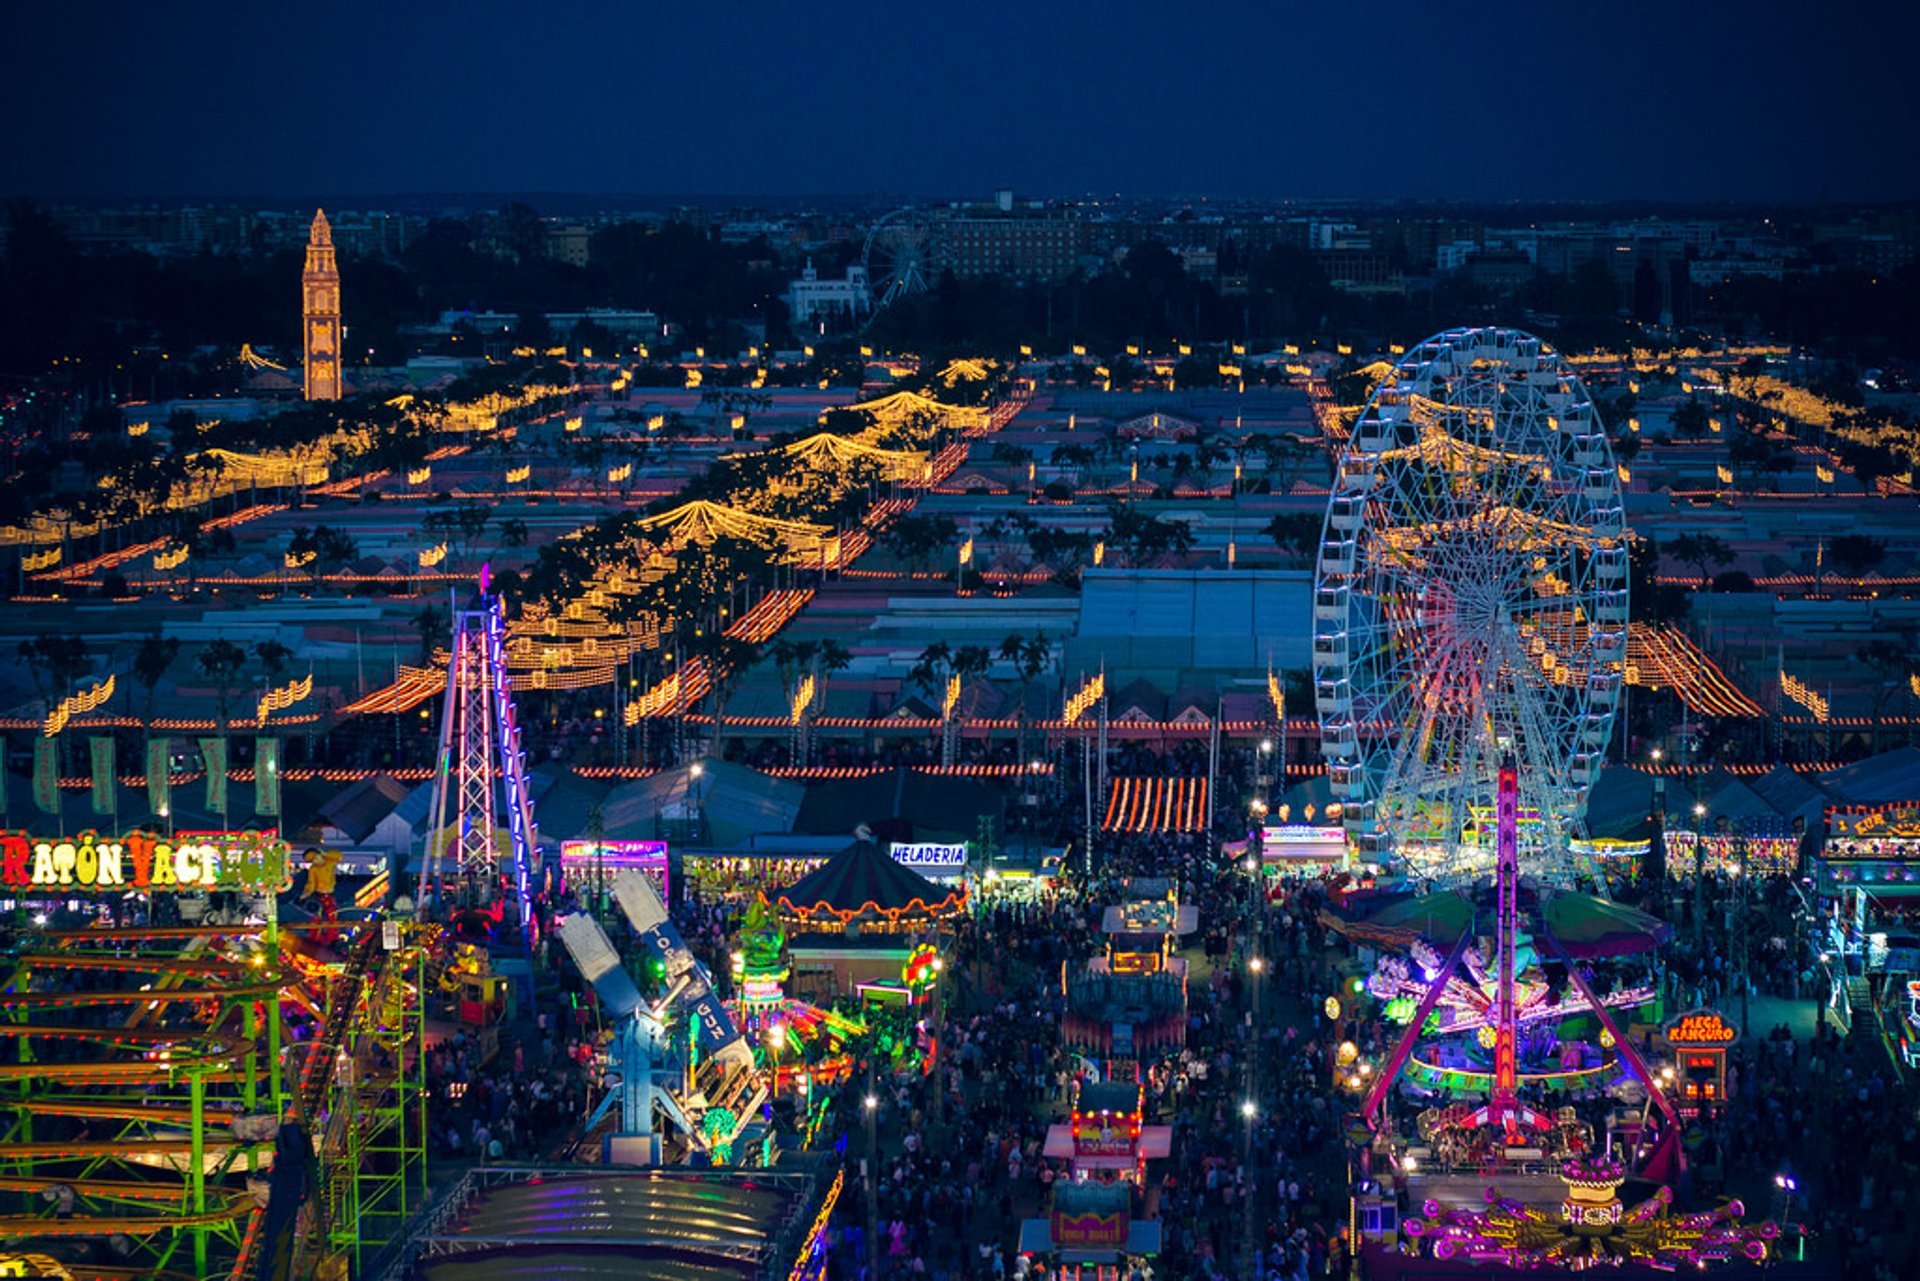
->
[1312,327,1628,886]
[862,208,950,311]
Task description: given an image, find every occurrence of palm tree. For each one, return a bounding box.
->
[1264,513,1322,566]
[1666,533,1733,589]
[413,605,450,666]
[908,642,955,702]
[133,630,181,728]
[254,640,293,683]
[1000,631,1053,761]
[198,640,247,733]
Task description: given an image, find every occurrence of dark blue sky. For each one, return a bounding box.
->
[5,0,1914,203]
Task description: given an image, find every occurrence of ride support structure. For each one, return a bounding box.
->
[420,568,537,932]
[555,870,765,1164]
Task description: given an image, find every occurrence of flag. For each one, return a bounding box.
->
[33,737,58,814]
[201,737,228,818]
[256,737,281,816]
[147,738,171,819]
[90,736,115,815]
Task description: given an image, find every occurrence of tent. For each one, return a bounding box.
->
[775,838,965,927]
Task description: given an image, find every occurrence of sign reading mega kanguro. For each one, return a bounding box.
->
[0,831,288,893]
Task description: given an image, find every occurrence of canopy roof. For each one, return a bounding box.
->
[775,838,965,924]
[1324,884,1670,959]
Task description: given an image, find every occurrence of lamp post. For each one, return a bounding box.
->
[863,1091,879,1272]
[1692,803,1708,954]
[688,760,706,844]
[1240,1099,1259,1275]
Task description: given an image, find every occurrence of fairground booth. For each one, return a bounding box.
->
[1658,1008,1741,1118]
[1814,804,1920,971]
[773,838,966,999]
[1017,1179,1161,1281]
[1042,1079,1172,1183]
[1064,879,1196,1065]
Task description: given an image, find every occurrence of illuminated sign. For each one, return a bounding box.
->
[1665,1009,1738,1047]
[1050,1210,1129,1248]
[559,839,668,867]
[1260,825,1347,857]
[1262,825,1347,841]
[0,831,287,894]
[1071,1119,1137,1158]
[888,842,968,869]
[559,839,668,895]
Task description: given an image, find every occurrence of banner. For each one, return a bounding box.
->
[90,736,115,815]
[147,739,171,819]
[256,737,280,817]
[200,737,228,818]
[32,738,58,815]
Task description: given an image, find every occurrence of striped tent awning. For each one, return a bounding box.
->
[1102,777,1210,833]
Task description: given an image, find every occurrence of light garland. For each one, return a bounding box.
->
[407,466,432,485]
[1101,776,1210,833]
[418,544,447,568]
[1268,670,1286,723]
[1063,673,1105,726]
[1780,671,1829,722]
[22,547,62,572]
[257,674,313,725]
[45,675,114,737]
[942,674,961,720]
[789,674,815,726]
[505,464,531,483]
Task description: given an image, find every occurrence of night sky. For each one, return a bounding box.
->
[5,0,1914,204]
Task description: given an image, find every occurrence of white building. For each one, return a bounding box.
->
[785,259,872,323]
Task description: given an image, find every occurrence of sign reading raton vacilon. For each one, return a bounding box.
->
[0,831,288,893]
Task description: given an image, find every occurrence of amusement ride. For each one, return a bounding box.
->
[1315,328,1784,1270]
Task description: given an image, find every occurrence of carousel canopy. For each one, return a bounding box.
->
[1325,885,1669,959]
[775,838,965,924]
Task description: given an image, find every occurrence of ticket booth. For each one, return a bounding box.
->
[459,972,509,1027]
[1661,1008,1738,1116]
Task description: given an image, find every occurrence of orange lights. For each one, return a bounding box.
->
[1102,777,1210,833]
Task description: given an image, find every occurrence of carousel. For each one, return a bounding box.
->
[727,895,865,1095]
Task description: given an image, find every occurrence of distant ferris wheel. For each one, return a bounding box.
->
[862,209,950,311]
[1312,327,1628,885]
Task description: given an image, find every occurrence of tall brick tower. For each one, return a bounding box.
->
[302,209,342,400]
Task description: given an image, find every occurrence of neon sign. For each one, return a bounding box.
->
[1665,1009,1738,1047]
[0,831,287,893]
[559,839,668,896]
[888,842,968,869]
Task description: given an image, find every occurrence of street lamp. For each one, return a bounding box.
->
[1240,1098,1259,1275]
[863,1092,879,1271]
[1692,804,1709,950]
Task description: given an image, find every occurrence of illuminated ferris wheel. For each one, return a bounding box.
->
[862,208,950,311]
[1312,327,1628,886]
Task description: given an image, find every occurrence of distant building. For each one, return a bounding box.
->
[302,210,342,401]
[784,259,872,324]
[546,224,594,267]
[948,211,1081,281]
[1466,250,1536,292]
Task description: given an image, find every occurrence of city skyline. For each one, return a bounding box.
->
[5,0,1918,204]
